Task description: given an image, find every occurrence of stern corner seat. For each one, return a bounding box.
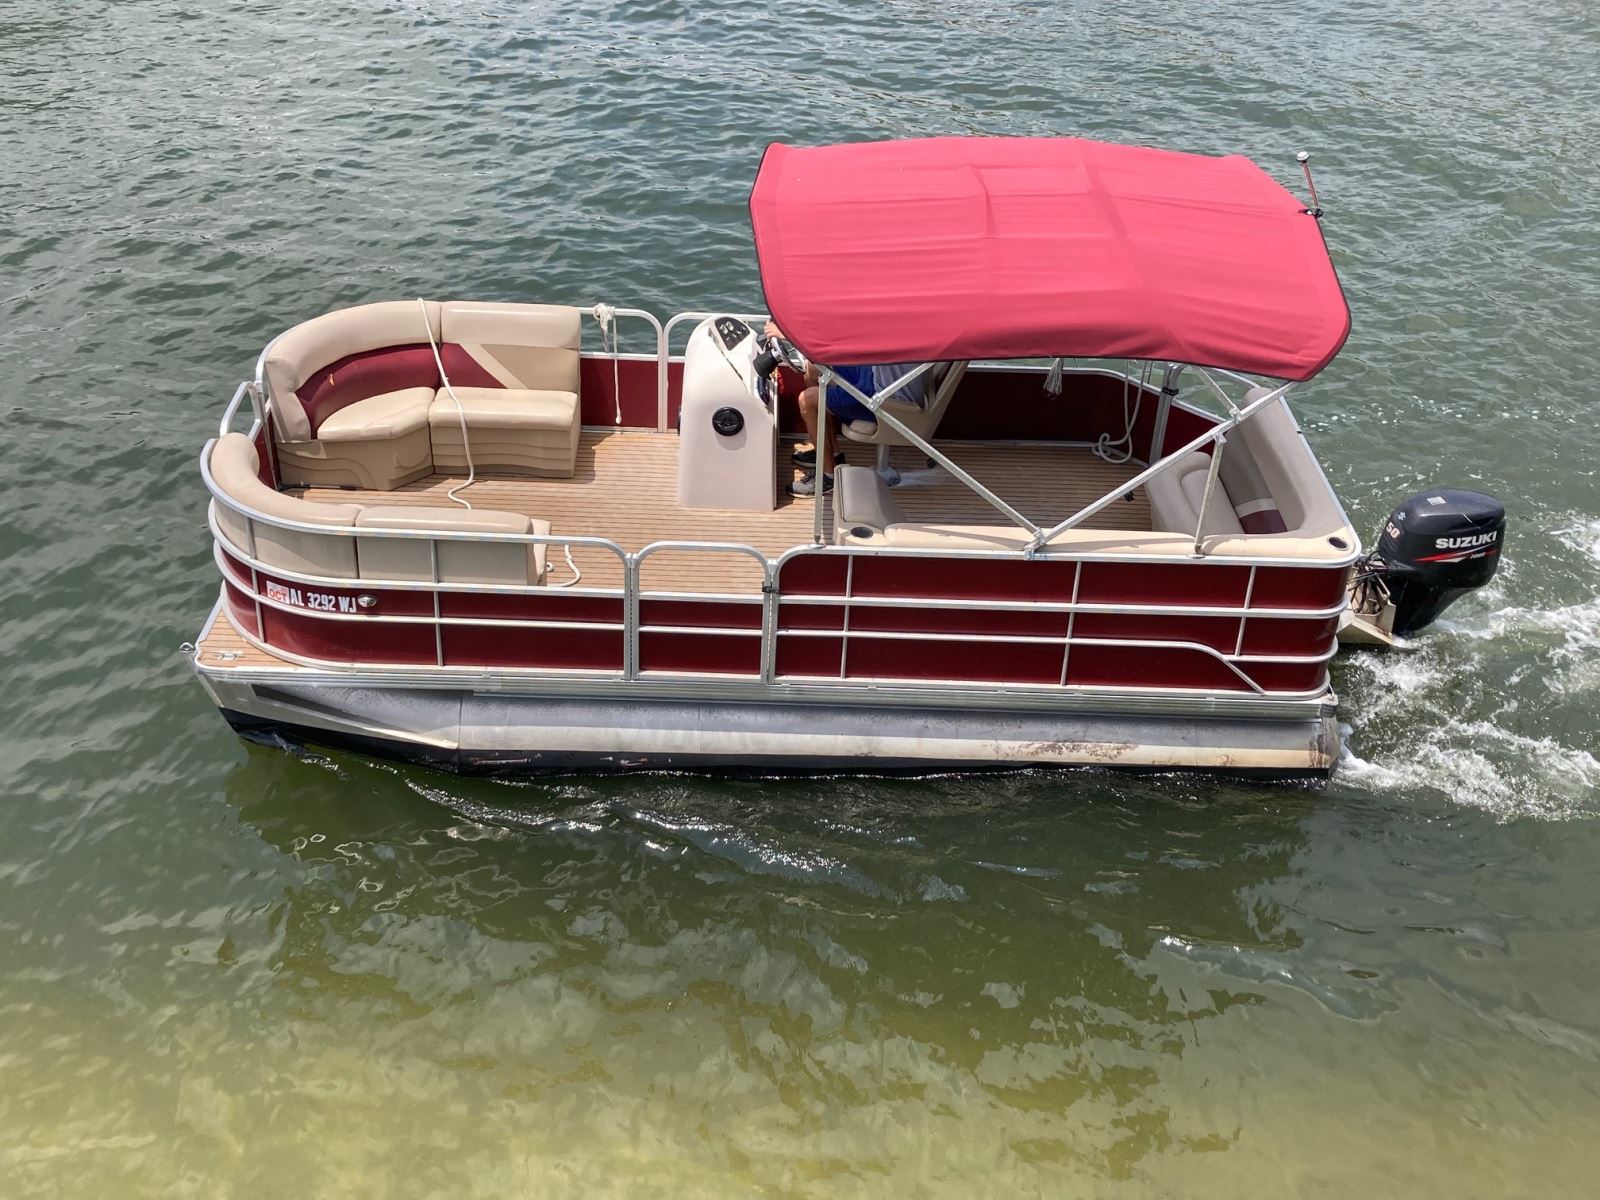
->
[209,433,550,587]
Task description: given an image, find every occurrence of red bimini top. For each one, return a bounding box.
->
[750,137,1350,380]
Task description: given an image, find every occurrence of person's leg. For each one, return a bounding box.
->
[788,384,834,496]
[795,364,820,453]
[798,385,820,451]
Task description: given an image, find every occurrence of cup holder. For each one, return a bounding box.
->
[850,525,875,539]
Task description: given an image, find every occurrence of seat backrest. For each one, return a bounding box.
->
[848,360,969,448]
[1233,391,1346,537]
[209,433,360,577]
[438,302,582,394]
[263,301,443,441]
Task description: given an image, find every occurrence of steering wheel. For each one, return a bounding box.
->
[774,337,807,375]
[752,333,808,381]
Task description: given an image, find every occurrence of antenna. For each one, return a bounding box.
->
[1296,151,1323,217]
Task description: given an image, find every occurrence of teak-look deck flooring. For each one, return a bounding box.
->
[290,430,1149,594]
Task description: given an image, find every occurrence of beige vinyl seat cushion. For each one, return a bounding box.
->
[316,387,434,440]
[263,300,442,443]
[279,385,438,491]
[428,387,580,477]
[355,505,551,585]
[429,387,578,428]
[1146,450,1245,537]
[208,433,360,578]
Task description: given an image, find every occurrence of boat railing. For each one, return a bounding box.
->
[202,307,1356,699]
[205,454,1347,700]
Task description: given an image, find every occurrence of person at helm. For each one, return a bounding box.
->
[764,321,925,497]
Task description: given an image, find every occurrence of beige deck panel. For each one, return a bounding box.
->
[290,431,1149,594]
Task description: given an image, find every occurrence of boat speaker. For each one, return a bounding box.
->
[1375,488,1505,635]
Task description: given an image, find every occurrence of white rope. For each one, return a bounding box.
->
[592,303,621,425]
[419,297,475,510]
[1094,360,1148,465]
[421,297,581,586]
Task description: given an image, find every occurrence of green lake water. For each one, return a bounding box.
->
[3,0,1598,1194]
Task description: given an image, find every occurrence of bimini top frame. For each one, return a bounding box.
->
[816,362,1298,557]
[753,135,1348,556]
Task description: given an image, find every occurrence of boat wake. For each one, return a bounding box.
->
[1334,514,1600,820]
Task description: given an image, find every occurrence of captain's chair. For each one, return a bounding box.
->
[839,360,968,485]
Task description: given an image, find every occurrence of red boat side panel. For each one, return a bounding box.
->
[262,610,435,665]
[1240,661,1329,693]
[775,634,843,677]
[851,556,1079,602]
[1073,611,1239,653]
[777,602,845,632]
[846,636,1064,685]
[1077,560,1248,606]
[218,546,254,590]
[849,604,1069,638]
[1067,643,1247,691]
[440,592,626,624]
[444,624,623,671]
[664,359,684,429]
[639,631,761,675]
[223,580,259,637]
[579,356,661,428]
[640,598,763,630]
[1240,615,1340,656]
[934,369,1165,446]
[778,554,850,596]
[1251,565,1350,609]
[1160,403,1220,459]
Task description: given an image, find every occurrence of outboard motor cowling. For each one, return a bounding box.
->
[1376,489,1505,635]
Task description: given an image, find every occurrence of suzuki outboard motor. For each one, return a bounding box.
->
[1375,489,1505,635]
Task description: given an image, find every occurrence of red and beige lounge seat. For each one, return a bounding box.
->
[429,302,582,477]
[260,298,585,491]
[264,301,443,490]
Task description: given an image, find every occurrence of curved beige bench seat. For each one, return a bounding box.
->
[288,386,436,492]
[209,433,361,578]
[1147,395,1348,549]
[261,299,583,489]
[264,301,444,490]
[356,506,551,586]
[1146,451,1245,537]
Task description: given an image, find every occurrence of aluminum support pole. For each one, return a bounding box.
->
[1192,432,1227,557]
[1026,380,1295,551]
[827,366,1041,539]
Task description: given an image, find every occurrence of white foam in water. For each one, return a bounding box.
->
[1337,520,1600,820]
[1560,516,1600,565]
[1338,722,1600,822]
